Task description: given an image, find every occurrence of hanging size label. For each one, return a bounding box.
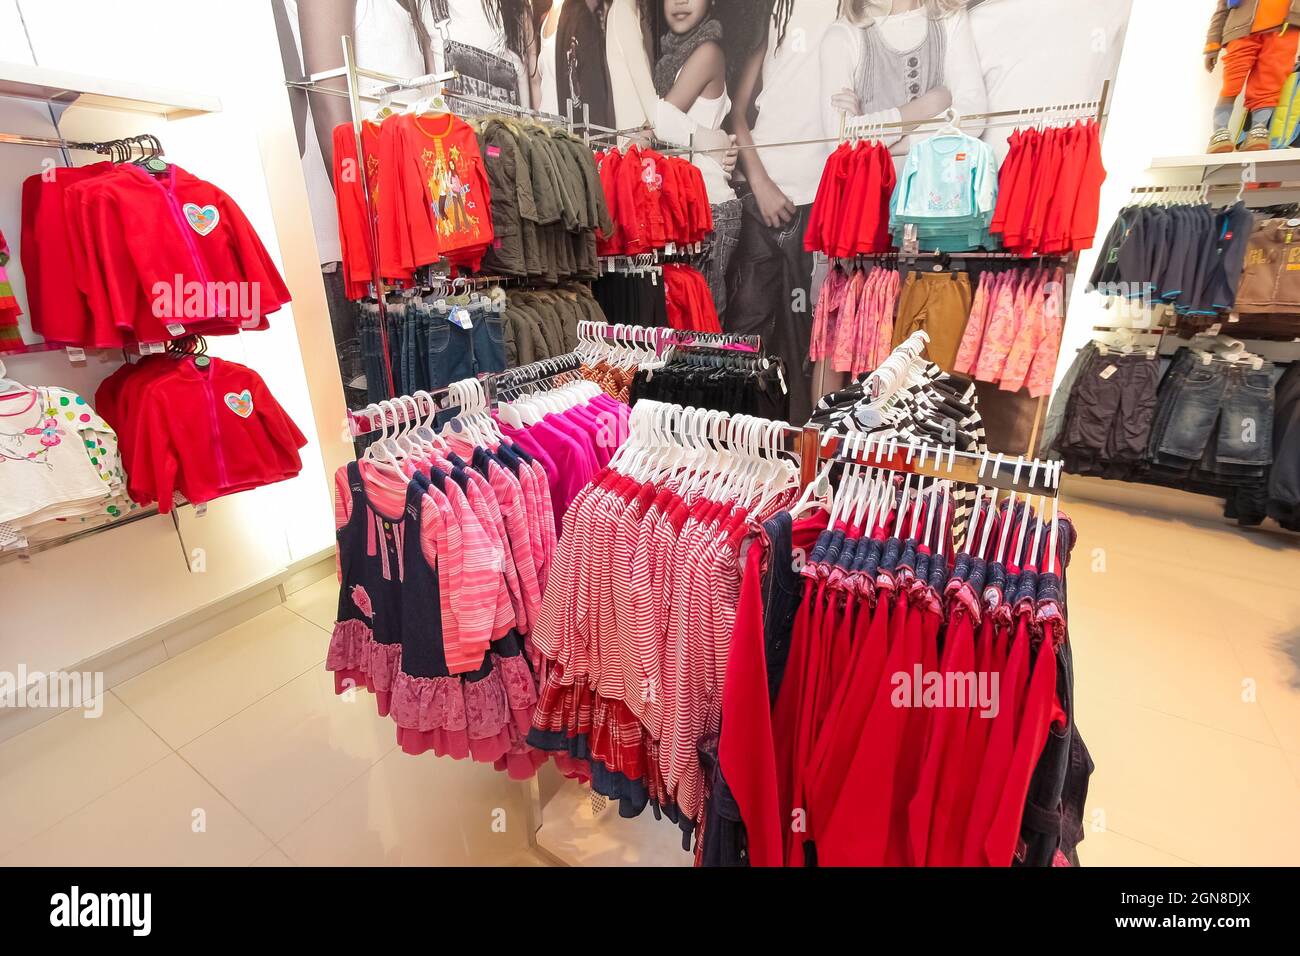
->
[447,307,474,330]
[166,323,186,336]
[665,242,676,256]
[902,223,919,257]
[65,347,86,363]
[1099,365,1118,380]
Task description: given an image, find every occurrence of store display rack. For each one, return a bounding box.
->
[0,64,220,562]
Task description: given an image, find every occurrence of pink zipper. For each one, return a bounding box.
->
[130,165,214,309]
[197,361,230,492]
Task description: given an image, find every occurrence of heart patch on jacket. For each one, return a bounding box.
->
[224,390,254,418]
[184,202,220,236]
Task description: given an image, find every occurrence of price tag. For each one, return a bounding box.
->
[665,242,676,256]
[138,343,153,356]
[1099,365,1118,380]
[195,503,208,517]
[447,307,475,330]
[166,323,186,336]
[903,223,920,257]
[65,347,86,363]
[1206,322,1223,336]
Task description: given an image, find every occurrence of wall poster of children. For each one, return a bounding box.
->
[275,0,1134,423]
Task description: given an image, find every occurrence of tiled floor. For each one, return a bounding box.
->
[1,492,1298,867]
[0,578,535,867]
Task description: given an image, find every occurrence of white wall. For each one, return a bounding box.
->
[1059,0,1226,383]
[0,0,350,674]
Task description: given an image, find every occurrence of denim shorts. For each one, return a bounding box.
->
[1157,359,1274,467]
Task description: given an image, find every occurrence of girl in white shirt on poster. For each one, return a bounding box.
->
[821,0,989,158]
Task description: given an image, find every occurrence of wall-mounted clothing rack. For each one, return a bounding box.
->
[0,494,204,567]
[656,81,1109,161]
[0,505,159,564]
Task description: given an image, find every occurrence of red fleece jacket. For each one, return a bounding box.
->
[97,356,306,512]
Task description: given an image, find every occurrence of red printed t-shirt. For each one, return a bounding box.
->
[379,113,493,277]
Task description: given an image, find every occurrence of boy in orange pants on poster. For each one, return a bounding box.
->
[1206,0,1300,152]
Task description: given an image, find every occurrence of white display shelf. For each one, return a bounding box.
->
[532,777,694,867]
[0,60,220,117]
[1150,148,1300,170]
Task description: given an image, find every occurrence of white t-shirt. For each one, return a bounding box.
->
[820,10,989,161]
[969,0,1133,158]
[680,71,736,205]
[750,0,840,206]
[539,25,559,115]
[0,388,114,526]
[444,0,509,58]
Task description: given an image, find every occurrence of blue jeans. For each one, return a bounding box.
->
[418,300,509,391]
[358,301,401,403]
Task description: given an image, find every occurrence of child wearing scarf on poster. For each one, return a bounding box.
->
[654,0,742,324]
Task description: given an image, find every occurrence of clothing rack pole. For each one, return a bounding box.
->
[349,352,584,436]
[0,131,98,150]
[583,321,761,355]
[288,74,571,126]
[810,425,1063,498]
[660,88,1109,159]
[339,34,398,400]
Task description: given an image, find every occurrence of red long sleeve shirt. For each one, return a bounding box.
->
[722,515,827,867]
[378,113,494,277]
[20,163,114,346]
[333,120,386,297]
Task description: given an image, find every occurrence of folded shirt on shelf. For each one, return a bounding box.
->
[0,385,128,541]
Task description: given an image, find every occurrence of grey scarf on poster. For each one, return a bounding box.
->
[653,17,724,97]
